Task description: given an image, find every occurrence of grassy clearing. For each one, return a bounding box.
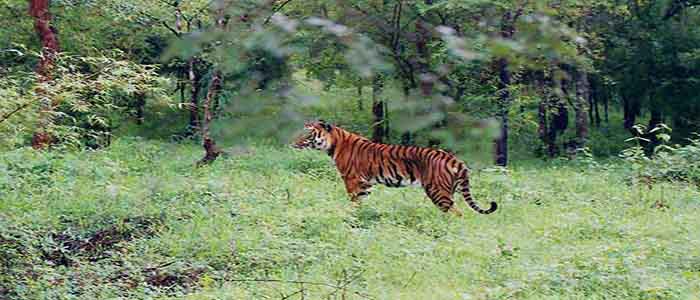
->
[1,138,699,299]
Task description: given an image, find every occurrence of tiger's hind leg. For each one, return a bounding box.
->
[423,184,460,216]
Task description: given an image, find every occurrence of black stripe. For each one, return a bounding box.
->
[378,164,386,183]
[386,159,400,180]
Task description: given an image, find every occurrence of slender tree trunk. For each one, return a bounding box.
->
[356,84,363,110]
[644,99,663,156]
[623,95,631,129]
[537,98,548,157]
[135,92,146,125]
[603,90,609,124]
[547,74,569,157]
[29,0,60,149]
[594,95,601,127]
[574,70,590,148]
[493,9,520,166]
[535,74,550,157]
[400,85,413,145]
[494,56,511,166]
[587,91,595,127]
[416,6,446,148]
[173,1,201,136]
[198,71,223,166]
[591,79,601,127]
[197,2,226,166]
[187,57,201,134]
[622,95,638,133]
[415,17,433,97]
[371,74,386,143]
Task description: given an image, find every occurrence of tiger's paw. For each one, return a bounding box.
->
[448,206,464,217]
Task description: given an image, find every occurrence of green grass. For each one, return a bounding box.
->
[1,138,699,299]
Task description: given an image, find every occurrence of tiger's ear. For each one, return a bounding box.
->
[318,119,332,132]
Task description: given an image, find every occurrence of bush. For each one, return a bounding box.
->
[620,124,700,187]
[0,51,169,150]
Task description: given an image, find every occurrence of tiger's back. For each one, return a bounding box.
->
[346,140,458,188]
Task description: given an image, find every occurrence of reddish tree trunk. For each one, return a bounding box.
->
[197,3,226,166]
[197,71,223,166]
[29,0,60,149]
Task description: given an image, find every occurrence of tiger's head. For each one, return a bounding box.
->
[292,120,334,151]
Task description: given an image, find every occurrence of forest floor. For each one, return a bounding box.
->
[1,137,699,299]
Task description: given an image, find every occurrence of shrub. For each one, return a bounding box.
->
[620,124,700,187]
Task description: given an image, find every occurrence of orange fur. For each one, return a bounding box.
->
[293,120,497,215]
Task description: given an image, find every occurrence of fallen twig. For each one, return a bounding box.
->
[229,278,374,299]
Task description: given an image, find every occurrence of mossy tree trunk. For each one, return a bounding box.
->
[29,0,60,149]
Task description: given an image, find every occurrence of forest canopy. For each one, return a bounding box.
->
[2,0,700,164]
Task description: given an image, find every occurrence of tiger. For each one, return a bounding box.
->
[291,120,497,216]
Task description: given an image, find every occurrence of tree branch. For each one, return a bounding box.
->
[161,20,181,37]
[663,0,700,20]
[0,102,34,124]
[263,0,295,25]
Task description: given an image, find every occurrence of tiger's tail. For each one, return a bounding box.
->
[458,167,497,214]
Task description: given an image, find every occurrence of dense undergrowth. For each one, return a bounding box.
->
[1,138,699,299]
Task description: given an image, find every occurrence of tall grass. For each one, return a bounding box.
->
[1,138,699,299]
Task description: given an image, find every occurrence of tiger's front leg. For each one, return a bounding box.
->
[343,176,372,207]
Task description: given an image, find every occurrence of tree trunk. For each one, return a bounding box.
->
[591,79,601,127]
[135,92,145,125]
[594,94,601,127]
[534,72,549,157]
[493,9,519,166]
[415,16,434,97]
[187,58,201,135]
[551,100,569,156]
[587,90,595,127]
[416,7,447,148]
[537,97,548,157]
[198,71,223,166]
[622,95,638,133]
[494,57,510,166]
[29,0,60,150]
[371,74,386,143]
[545,72,569,158]
[197,3,226,166]
[574,70,590,148]
[643,100,663,156]
[356,84,363,110]
[603,90,609,124]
